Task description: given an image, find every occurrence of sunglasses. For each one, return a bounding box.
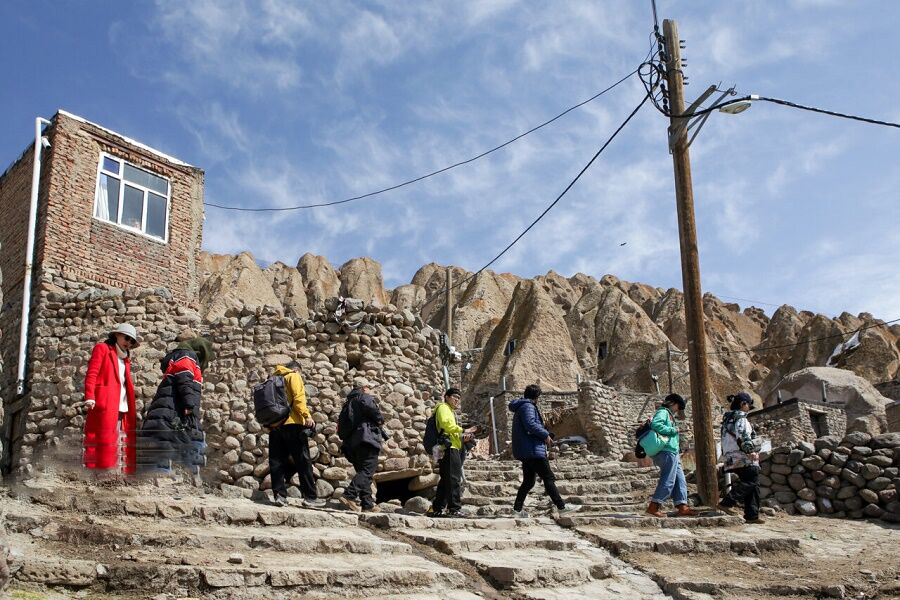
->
[119,335,136,345]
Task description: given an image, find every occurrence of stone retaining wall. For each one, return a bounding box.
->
[10,271,445,499]
[759,432,900,523]
[475,390,578,453]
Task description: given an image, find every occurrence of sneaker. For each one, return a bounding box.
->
[303,498,326,509]
[558,504,583,516]
[512,509,529,518]
[362,505,381,513]
[339,496,361,512]
[270,493,287,507]
[445,511,465,519]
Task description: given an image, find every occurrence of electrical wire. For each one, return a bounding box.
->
[754,96,900,129]
[423,91,652,306]
[204,68,640,212]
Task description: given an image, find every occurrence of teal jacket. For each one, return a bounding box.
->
[643,407,680,456]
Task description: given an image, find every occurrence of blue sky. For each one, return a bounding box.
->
[2,1,899,319]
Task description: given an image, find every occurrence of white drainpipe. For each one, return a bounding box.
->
[16,116,52,396]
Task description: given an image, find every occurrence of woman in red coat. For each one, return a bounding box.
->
[83,323,139,473]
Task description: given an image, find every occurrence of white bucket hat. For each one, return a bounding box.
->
[110,323,140,347]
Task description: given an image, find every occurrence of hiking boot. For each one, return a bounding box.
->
[558,504,583,516]
[362,505,381,513]
[717,503,740,516]
[645,501,664,517]
[339,496,361,512]
[675,504,699,517]
[303,498,326,509]
[512,509,529,518]
[744,515,767,524]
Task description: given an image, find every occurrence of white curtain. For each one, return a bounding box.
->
[95,175,111,221]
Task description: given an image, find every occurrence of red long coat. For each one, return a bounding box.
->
[83,341,137,472]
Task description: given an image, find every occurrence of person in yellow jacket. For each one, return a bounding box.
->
[267,361,325,507]
[430,388,477,517]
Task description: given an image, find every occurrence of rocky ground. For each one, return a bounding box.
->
[3,459,899,599]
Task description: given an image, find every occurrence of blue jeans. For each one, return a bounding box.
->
[651,451,688,505]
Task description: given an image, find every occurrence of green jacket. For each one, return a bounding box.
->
[434,402,463,450]
[643,407,680,456]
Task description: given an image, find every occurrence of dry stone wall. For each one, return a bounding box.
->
[758,432,900,523]
[748,399,847,448]
[11,272,445,498]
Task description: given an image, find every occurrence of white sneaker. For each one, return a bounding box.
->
[558,504,582,516]
[512,509,529,518]
[303,498,326,509]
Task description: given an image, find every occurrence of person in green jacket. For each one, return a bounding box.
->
[646,394,698,517]
[430,388,477,517]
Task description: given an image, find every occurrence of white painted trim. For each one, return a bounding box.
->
[92,152,171,244]
[59,109,193,168]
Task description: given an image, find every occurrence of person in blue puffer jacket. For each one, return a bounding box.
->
[509,384,581,518]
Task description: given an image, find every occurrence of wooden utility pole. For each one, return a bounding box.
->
[445,267,453,345]
[663,18,719,506]
[666,344,674,394]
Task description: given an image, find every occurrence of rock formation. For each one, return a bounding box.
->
[198,251,900,408]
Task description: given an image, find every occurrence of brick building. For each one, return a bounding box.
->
[0,110,204,472]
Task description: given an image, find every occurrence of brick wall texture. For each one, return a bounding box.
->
[0,111,204,469]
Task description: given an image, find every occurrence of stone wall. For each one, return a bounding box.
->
[749,399,847,448]
[758,432,899,523]
[9,273,445,498]
[577,382,710,460]
[478,390,579,453]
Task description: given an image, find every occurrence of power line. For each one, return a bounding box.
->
[204,68,640,212]
[424,91,652,306]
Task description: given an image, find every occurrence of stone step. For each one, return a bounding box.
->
[557,512,746,528]
[466,479,655,497]
[9,540,465,597]
[398,526,580,553]
[573,524,801,555]
[464,503,650,518]
[462,492,648,508]
[28,488,360,528]
[6,512,411,556]
[464,464,657,480]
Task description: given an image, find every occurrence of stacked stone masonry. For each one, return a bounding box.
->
[749,398,847,448]
[758,431,900,523]
[9,273,446,498]
[476,389,579,453]
[0,112,205,460]
[578,381,710,460]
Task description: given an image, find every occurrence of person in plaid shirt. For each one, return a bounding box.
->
[718,392,764,523]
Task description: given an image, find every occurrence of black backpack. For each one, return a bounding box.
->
[252,375,290,427]
[634,418,652,459]
[423,413,439,453]
[337,396,357,442]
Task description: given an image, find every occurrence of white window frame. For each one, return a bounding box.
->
[92,152,171,243]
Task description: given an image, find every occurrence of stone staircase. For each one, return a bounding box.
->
[462,458,661,516]
[3,477,479,599]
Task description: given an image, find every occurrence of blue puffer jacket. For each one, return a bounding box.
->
[509,398,550,461]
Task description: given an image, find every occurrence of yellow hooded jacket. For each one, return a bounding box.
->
[272,365,310,426]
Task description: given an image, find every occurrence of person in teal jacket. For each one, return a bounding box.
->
[646,394,698,517]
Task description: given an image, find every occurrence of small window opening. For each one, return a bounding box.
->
[504,339,517,356]
[809,411,828,438]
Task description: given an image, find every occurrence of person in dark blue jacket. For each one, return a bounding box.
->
[509,384,581,518]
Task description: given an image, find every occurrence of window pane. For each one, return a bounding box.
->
[121,185,144,230]
[102,156,120,174]
[94,174,119,222]
[146,192,167,239]
[123,163,168,195]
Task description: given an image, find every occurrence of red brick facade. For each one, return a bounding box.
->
[0,111,204,443]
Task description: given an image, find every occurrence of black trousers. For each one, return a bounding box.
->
[344,445,380,509]
[515,457,565,511]
[432,448,463,513]
[721,465,760,519]
[268,424,317,500]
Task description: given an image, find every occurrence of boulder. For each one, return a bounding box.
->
[339,257,388,306]
[777,367,892,434]
[298,253,341,311]
[265,262,309,319]
[199,252,283,319]
[403,496,431,514]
